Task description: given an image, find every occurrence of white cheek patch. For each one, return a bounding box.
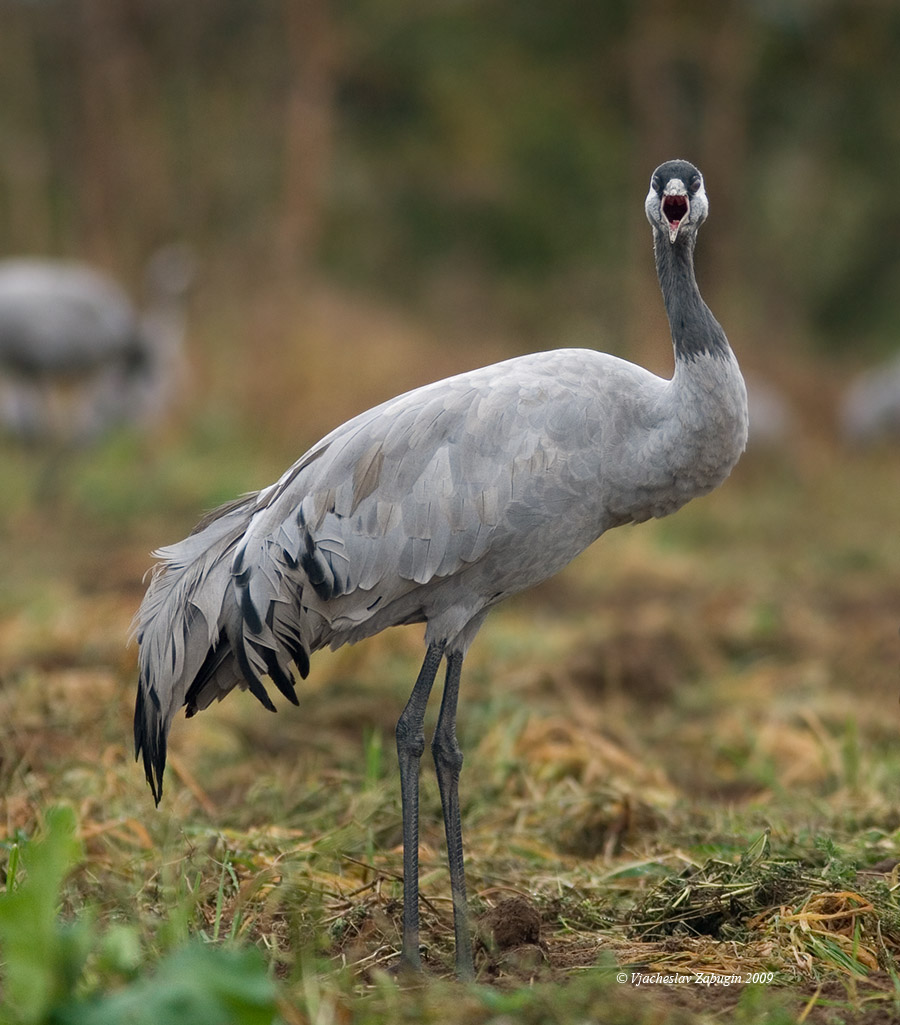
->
[645,174,708,240]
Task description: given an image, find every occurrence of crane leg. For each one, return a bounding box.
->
[395,642,443,972]
[432,650,475,980]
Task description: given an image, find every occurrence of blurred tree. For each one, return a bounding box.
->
[0,0,897,353]
[1,7,55,248]
[278,0,334,282]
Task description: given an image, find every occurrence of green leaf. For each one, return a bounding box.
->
[56,942,279,1025]
[0,805,85,1025]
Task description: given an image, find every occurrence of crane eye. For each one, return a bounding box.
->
[689,177,702,194]
[651,177,661,193]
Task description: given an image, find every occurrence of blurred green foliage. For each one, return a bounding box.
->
[1,0,899,350]
[0,807,86,1024]
[0,807,280,1025]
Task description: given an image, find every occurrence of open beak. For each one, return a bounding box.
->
[661,192,689,243]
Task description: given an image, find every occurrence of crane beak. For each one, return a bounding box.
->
[661,193,689,244]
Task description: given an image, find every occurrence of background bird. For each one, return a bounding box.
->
[744,374,794,450]
[134,159,748,979]
[0,244,194,445]
[839,353,900,445]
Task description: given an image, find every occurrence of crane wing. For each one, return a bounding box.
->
[234,352,603,627]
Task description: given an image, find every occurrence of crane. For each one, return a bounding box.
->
[839,354,900,444]
[134,160,748,979]
[0,245,193,444]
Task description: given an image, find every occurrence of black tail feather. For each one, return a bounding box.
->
[134,683,166,805]
[232,640,278,712]
[286,637,311,680]
[260,646,300,705]
[264,602,311,680]
[184,637,230,715]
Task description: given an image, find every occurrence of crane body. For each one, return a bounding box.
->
[135,160,748,978]
[0,248,192,443]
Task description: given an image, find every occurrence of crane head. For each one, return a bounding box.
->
[645,160,708,245]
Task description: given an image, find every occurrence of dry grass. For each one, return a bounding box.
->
[2,282,900,1022]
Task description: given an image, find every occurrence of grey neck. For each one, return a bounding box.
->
[653,230,730,362]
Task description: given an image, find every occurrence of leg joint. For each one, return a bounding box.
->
[431,731,463,774]
[396,718,426,759]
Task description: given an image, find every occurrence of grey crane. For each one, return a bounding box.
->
[839,354,900,444]
[743,374,794,450]
[0,246,193,444]
[134,160,748,979]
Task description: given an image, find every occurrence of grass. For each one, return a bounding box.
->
[2,284,900,1022]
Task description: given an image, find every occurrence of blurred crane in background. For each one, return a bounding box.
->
[839,355,900,444]
[0,244,194,445]
[134,161,748,979]
[744,374,793,450]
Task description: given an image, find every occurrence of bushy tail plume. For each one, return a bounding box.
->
[132,493,311,803]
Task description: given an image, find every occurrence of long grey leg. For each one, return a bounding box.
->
[395,642,443,971]
[431,650,475,980]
